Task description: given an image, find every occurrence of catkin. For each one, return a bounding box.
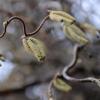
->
[48,10,75,24]
[22,37,46,62]
[53,77,72,92]
[64,25,89,45]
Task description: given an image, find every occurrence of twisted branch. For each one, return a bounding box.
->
[0,15,49,38]
[62,44,100,87]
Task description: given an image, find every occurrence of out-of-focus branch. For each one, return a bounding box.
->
[62,44,100,87]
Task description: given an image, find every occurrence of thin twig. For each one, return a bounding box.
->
[62,44,100,87]
[0,15,49,38]
[27,15,49,36]
[0,16,27,38]
[48,80,54,100]
[48,73,60,100]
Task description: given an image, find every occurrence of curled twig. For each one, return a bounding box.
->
[0,15,49,38]
[48,80,54,100]
[48,73,60,100]
[62,44,100,87]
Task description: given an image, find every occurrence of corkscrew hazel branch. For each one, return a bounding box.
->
[48,73,59,100]
[62,44,100,87]
[0,15,49,38]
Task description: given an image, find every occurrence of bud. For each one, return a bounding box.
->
[48,10,90,45]
[3,21,8,28]
[0,54,5,62]
[79,23,98,35]
[22,36,46,62]
[78,23,100,43]
[53,77,72,92]
[0,54,5,67]
[64,24,89,45]
[48,10,75,24]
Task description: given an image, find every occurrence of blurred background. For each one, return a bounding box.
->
[0,0,100,100]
